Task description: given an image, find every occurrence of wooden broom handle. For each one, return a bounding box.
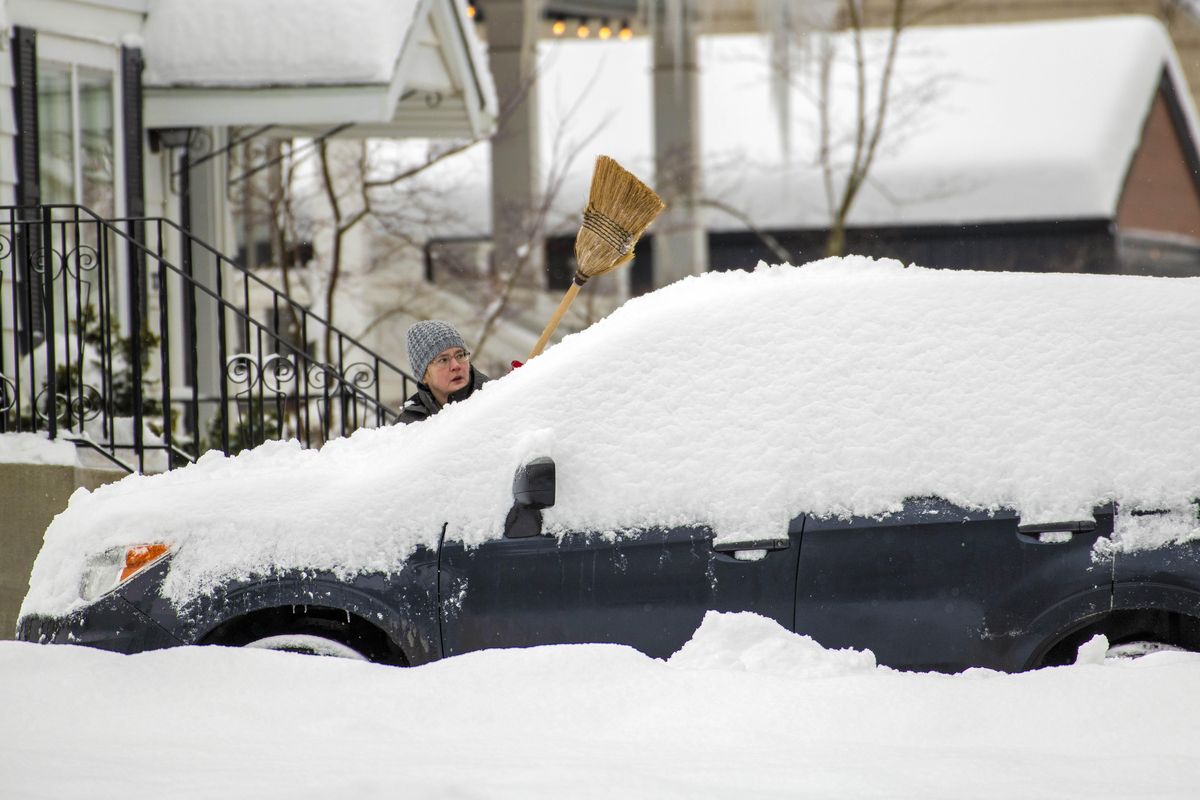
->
[528,282,582,360]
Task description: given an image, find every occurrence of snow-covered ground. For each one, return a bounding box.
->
[2,612,1197,799]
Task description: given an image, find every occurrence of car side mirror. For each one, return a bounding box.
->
[505,457,555,539]
[513,457,555,509]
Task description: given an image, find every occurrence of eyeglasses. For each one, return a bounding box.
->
[429,349,471,369]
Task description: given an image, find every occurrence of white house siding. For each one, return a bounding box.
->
[0,29,16,207]
[8,0,146,46]
[0,24,14,366]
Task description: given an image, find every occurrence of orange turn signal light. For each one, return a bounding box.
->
[120,543,169,582]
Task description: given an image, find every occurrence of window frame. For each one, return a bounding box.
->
[33,34,126,219]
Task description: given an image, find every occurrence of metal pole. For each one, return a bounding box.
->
[126,214,144,472]
[41,205,56,440]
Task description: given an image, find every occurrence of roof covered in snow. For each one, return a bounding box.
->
[416,14,1198,235]
[660,15,1196,228]
[142,0,497,138]
[21,262,1200,617]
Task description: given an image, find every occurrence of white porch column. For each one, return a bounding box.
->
[184,127,227,438]
[651,0,708,286]
[487,0,545,287]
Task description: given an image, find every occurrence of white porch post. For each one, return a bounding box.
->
[487,0,545,288]
[652,0,708,286]
[185,127,227,438]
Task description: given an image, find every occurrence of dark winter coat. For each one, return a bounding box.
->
[396,366,491,424]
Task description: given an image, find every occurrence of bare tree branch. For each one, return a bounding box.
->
[362,137,485,190]
[817,34,837,216]
[318,140,344,362]
[356,302,417,340]
[823,0,908,256]
[473,111,602,356]
[251,47,615,376]
[700,197,792,263]
[473,61,612,357]
[360,42,557,193]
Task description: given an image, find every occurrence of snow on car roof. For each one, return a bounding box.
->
[21,259,1200,616]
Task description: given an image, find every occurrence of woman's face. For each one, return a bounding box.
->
[424,346,471,403]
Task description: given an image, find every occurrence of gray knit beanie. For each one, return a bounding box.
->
[407,320,467,380]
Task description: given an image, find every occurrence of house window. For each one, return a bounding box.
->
[80,68,116,217]
[35,61,116,217]
[37,61,72,204]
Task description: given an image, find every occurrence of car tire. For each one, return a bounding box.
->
[1105,640,1188,661]
[243,633,369,660]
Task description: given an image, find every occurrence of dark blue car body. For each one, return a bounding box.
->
[18,489,1200,671]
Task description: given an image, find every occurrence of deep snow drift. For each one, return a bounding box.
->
[21,259,1200,617]
[2,612,1198,799]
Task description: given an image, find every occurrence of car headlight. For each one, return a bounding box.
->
[79,543,170,603]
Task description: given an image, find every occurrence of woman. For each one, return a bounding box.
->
[397,320,490,424]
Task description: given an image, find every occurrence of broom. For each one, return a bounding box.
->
[527,156,666,361]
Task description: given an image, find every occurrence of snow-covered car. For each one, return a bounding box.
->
[16,259,1200,670]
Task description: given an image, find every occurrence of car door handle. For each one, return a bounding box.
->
[712,538,791,553]
[1015,518,1096,544]
[1016,519,1096,534]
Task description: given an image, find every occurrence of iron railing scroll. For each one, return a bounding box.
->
[0,204,415,473]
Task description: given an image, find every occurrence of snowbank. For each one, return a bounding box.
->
[668,611,877,678]
[20,260,1200,617]
[3,612,1199,799]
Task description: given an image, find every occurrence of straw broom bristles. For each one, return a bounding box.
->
[573,156,666,285]
[528,156,665,361]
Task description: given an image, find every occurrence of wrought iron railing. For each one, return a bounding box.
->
[0,204,416,472]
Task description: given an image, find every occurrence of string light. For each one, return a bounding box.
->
[544,13,630,42]
[466,3,476,18]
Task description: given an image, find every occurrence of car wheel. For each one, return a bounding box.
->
[1105,640,1187,661]
[243,633,369,660]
